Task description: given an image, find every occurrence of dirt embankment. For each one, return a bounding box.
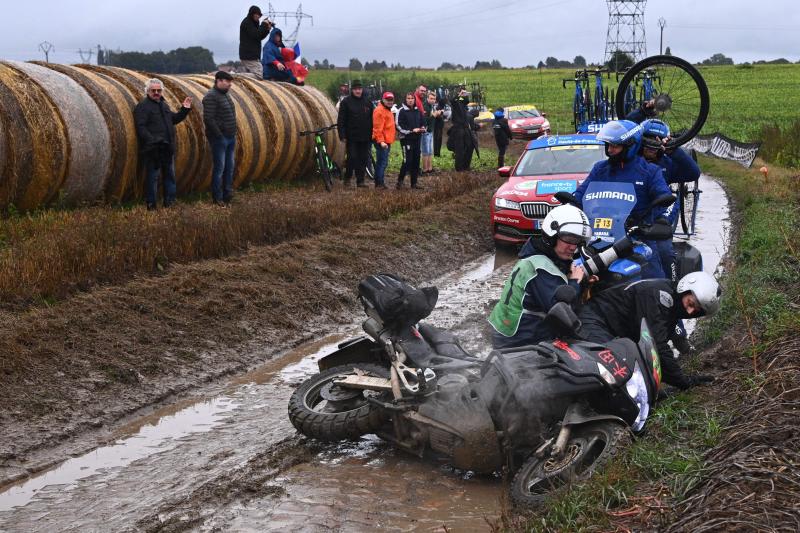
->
[0,172,501,485]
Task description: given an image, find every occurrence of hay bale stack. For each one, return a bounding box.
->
[0,63,343,210]
[3,61,111,206]
[36,62,139,203]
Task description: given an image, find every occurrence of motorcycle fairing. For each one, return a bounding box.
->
[582,181,637,242]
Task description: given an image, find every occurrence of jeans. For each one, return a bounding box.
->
[144,150,176,207]
[210,135,236,202]
[374,143,390,186]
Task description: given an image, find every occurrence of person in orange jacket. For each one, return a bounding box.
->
[372,91,396,189]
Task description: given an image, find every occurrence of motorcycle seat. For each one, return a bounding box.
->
[417,323,477,361]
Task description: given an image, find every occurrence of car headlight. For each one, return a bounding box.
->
[542,120,550,129]
[495,197,521,210]
[625,362,650,432]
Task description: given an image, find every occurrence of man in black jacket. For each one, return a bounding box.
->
[447,87,478,171]
[492,108,512,167]
[239,5,272,79]
[337,80,373,188]
[578,271,721,390]
[203,71,238,206]
[134,78,192,210]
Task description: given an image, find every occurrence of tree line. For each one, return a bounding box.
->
[100,46,216,74]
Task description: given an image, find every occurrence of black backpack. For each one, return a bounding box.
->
[358,274,438,327]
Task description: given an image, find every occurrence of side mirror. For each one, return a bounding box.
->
[498,166,512,178]
[544,302,581,335]
[554,191,578,205]
[541,112,548,118]
[650,194,676,209]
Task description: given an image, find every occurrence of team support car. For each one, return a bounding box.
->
[491,134,605,246]
[505,105,551,139]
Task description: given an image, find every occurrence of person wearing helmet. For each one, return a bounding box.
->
[577,271,721,390]
[492,108,512,167]
[640,118,701,281]
[489,205,592,349]
[572,119,673,278]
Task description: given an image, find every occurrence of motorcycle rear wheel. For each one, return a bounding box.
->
[288,364,390,441]
[510,421,630,508]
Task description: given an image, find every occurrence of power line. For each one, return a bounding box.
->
[38,41,54,63]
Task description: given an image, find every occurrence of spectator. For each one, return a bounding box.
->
[396,92,425,189]
[447,87,477,171]
[261,27,297,83]
[372,91,396,189]
[239,5,272,80]
[202,71,238,207]
[337,80,373,188]
[492,107,512,167]
[414,84,427,116]
[133,78,192,210]
[421,91,440,174]
[280,47,308,85]
[432,87,449,157]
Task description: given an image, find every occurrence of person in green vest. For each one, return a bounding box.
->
[489,204,592,349]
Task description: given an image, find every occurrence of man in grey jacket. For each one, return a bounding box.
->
[203,71,238,206]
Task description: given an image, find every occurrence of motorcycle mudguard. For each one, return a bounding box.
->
[561,402,628,429]
[317,336,382,372]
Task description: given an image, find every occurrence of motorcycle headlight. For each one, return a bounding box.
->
[495,197,521,210]
[625,362,650,432]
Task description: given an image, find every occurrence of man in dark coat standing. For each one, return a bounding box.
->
[239,5,272,79]
[447,87,478,171]
[202,71,238,206]
[134,78,192,210]
[337,80,374,188]
[492,108,512,167]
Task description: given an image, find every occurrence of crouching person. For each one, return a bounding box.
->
[489,205,592,349]
[578,271,721,390]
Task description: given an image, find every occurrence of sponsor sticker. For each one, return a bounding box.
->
[659,290,674,308]
[537,180,577,195]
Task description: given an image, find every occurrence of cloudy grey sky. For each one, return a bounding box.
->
[0,0,797,67]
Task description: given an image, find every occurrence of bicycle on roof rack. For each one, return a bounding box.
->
[299,124,340,192]
[615,55,709,149]
[564,68,615,134]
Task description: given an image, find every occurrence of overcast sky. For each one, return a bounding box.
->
[0,0,797,67]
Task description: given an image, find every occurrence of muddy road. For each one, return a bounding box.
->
[0,177,729,532]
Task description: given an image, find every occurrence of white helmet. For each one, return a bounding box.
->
[542,205,592,245]
[676,271,722,317]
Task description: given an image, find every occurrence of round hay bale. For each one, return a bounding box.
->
[302,84,345,166]
[36,62,139,203]
[0,62,69,209]
[5,61,111,205]
[232,78,287,181]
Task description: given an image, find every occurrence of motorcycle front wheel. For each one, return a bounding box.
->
[510,421,630,508]
[288,364,390,441]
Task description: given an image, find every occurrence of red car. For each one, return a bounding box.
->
[506,107,551,139]
[491,134,605,246]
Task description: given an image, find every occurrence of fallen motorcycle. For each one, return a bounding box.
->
[288,274,662,506]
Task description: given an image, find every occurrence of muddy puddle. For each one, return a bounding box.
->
[0,176,728,532]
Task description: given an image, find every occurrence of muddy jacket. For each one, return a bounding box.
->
[337,92,374,142]
[581,278,687,388]
[239,16,271,61]
[489,238,580,349]
[133,96,191,156]
[202,87,237,140]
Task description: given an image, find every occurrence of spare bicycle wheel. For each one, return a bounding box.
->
[615,55,709,148]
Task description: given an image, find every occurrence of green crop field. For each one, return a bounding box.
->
[307,64,800,142]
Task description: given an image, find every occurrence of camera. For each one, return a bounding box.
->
[580,236,634,277]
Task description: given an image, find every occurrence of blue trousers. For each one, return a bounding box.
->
[263,64,298,84]
[144,151,176,207]
[641,239,667,279]
[210,136,236,202]
[374,143,390,186]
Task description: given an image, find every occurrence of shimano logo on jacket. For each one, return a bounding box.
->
[584,191,636,202]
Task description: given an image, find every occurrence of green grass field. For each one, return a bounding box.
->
[307,64,800,142]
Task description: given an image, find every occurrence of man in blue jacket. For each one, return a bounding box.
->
[573,120,672,278]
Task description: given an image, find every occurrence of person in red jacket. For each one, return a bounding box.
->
[372,92,396,189]
[280,48,307,85]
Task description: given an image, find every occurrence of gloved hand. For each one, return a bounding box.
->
[678,374,715,390]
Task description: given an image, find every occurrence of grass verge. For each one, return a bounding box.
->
[497,156,800,531]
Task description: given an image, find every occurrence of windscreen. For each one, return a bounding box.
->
[514,145,605,176]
